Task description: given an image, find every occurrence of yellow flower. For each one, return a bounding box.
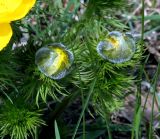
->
[0,23,12,51]
[0,0,36,51]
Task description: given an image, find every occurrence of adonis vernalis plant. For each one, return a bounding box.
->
[0,0,36,50]
[0,0,145,138]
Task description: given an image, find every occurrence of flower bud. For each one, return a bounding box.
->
[97,31,136,63]
[35,43,74,79]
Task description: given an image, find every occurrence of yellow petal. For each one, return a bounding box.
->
[0,0,36,23]
[0,0,22,14]
[53,48,69,73]
[0,23,12,51]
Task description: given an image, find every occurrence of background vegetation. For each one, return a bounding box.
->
[0,0,160,138]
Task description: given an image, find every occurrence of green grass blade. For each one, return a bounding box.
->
[144,15,160,20]
[131,106,142,139]
[55,120,61,139]
[132,0,145,138]
[72,78,97,139]
[135,107,142,139]
[149,63,160,139]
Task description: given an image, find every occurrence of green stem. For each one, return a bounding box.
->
[84,0,95,19]
[141,0,145,43]
[35,127,38,139]
[149,63,160,139]
[142,54,150,113]
[105,119,112,139]
[72,78,97,139]
[131,0,145,138]
[78,69,86,139]
[82,92,86,139]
